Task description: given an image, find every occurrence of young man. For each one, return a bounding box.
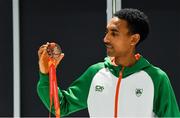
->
[37,8,180,117]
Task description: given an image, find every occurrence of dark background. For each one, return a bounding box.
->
[0,0,13,116]
[123,0,180,113]
[20,0,106,117]
[0,0,179,117]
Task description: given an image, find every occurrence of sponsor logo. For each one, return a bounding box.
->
[95,85,104,92]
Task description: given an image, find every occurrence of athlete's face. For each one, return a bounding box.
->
[104,17,139,57]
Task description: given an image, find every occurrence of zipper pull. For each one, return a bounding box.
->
[119,67,124,78]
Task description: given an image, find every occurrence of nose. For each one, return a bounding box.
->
[103,34,110,43]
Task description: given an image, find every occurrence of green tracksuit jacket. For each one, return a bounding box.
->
[37,55,180,117]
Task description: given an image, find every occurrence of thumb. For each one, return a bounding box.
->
[55,53,65,68]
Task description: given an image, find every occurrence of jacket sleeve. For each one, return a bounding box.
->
[37,63,103,117]
[154,71,180,117]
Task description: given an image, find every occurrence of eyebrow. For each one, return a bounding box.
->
[106,27,119,32]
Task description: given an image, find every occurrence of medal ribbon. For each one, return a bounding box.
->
[48,59,60,118]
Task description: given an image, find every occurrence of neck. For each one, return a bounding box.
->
[114,51,137,67]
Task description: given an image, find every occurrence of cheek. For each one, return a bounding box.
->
[114,38,131,52]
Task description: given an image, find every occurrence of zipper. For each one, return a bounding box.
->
[113,53,140,117]
[114,67,124,118]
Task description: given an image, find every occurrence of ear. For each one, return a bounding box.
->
[130,34,140,46]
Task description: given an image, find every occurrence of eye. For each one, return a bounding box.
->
[111,32,118,37]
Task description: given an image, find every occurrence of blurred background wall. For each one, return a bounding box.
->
[20,0,106,117]
[0,0,13,116]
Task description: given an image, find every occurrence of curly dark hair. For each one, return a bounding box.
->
[113,8,150,45]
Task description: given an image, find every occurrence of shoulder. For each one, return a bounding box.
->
[143,65,170,85]
[86,62,105,74]
[79,62,105,78]
[89,62,105,70]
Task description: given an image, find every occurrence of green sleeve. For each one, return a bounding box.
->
[37,63,104,117]
[145,66,180,117]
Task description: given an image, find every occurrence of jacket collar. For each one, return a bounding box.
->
[104,55,151,78]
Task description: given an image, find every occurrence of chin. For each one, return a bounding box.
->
[106,51,115,57]
[107,51,123,58]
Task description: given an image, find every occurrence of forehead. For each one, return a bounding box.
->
[107,17,128,31]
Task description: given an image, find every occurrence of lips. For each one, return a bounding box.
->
[105,44,113,48]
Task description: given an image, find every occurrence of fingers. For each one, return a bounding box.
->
[58,53,64,62]
[55,53,64,68]
[60,53,64,59]
[38,44,48,58]
[38,42,64,70]
[38,42,53,58]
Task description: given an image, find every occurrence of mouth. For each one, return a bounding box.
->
[105,44,113,49]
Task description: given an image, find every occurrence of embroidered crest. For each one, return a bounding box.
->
[135,88,143,97]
